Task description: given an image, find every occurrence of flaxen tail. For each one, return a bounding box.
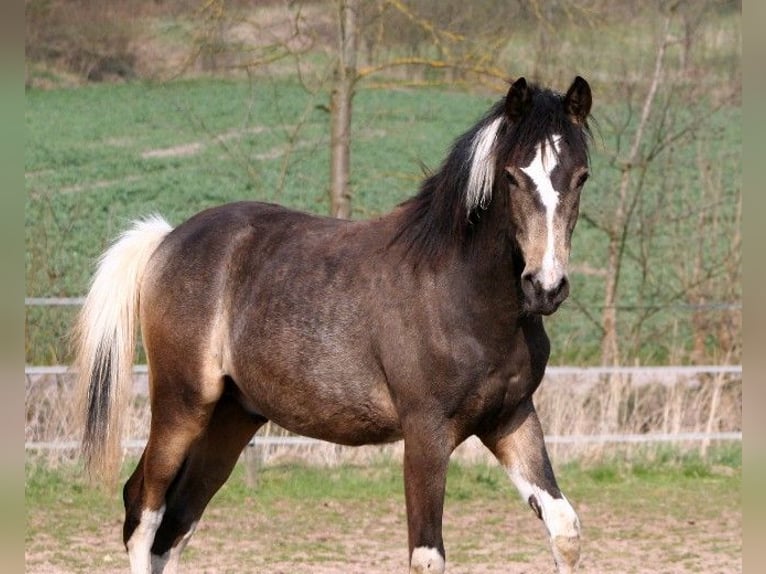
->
[73,215,172,485]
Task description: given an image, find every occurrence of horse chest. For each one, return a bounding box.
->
[447,323,549,428]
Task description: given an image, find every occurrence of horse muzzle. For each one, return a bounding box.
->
[521,270,570,315]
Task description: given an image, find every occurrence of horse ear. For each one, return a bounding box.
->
[563,76,592,125]
[505,77,530,123]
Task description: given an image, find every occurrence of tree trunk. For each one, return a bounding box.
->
[600,233,621,366]
[329,0,358,219]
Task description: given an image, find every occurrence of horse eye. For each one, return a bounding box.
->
[505,171,519,187]
[575,172,589,188]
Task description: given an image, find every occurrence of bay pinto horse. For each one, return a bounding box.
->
[74,76,592,574]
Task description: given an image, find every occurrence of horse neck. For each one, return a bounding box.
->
[460,199,520,289]
[405,199,520,302]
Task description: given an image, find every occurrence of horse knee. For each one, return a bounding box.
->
[504,457,581,571]
[541,493,580,536]
[409,546,445,574]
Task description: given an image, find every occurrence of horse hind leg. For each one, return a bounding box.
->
[123,454,195,574]
[148,387,266,573]
[122,372,222,574]
[479,398,581,574]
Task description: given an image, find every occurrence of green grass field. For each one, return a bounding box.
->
[24,76,741,365]
[25,447,741,573]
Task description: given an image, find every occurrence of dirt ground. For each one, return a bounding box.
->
[26,483,741,574]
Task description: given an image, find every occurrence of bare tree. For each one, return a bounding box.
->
[598,15,676,366]
[329,0,359,218]
[573,2,740,370]
[325,0,594,216]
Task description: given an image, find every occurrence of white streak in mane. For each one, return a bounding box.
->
[465,116,504,213]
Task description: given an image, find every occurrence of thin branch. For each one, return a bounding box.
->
[357,57,507,83]
[626,15,673,167]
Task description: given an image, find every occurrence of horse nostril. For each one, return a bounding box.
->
[520,271,539,297]
[551,276,570,300]
[521,272,533,286]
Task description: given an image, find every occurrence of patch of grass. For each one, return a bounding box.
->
[559,443,741,482]
[583,463,621,484]
[554,444,741,527]
[218,461,405,505]
[25,461,122,565]
[446,461,509,502]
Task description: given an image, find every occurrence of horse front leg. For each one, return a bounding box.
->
[402,426,452,574]
[479,398,581,573]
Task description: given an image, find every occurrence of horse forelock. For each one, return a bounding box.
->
[498,87,592,172]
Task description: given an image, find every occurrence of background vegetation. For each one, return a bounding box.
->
[25,0,741,367]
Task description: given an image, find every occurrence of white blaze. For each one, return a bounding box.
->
[520,136,563,289]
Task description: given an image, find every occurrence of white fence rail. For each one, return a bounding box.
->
[25,364,742,452]
[24,432,743,452]
[23,364,743,377]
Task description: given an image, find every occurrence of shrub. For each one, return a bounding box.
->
[26,0,144,83]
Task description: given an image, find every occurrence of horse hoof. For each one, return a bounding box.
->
[552,534,581,573]
[410,546,445,574]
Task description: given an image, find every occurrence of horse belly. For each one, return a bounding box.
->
[233,366,403,446]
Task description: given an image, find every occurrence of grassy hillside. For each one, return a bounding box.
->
[24,75,741,364]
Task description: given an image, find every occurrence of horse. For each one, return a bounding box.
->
[74,75,592,574]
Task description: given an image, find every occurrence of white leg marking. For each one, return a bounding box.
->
[410,546,445,574]
[521,136,565,289]
[150,521,197,574]
[507,467,581,573]
[126,506,165,574]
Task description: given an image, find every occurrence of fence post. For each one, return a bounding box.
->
[243,443,264,487]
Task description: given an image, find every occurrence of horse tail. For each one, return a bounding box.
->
[73,215,173,486]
